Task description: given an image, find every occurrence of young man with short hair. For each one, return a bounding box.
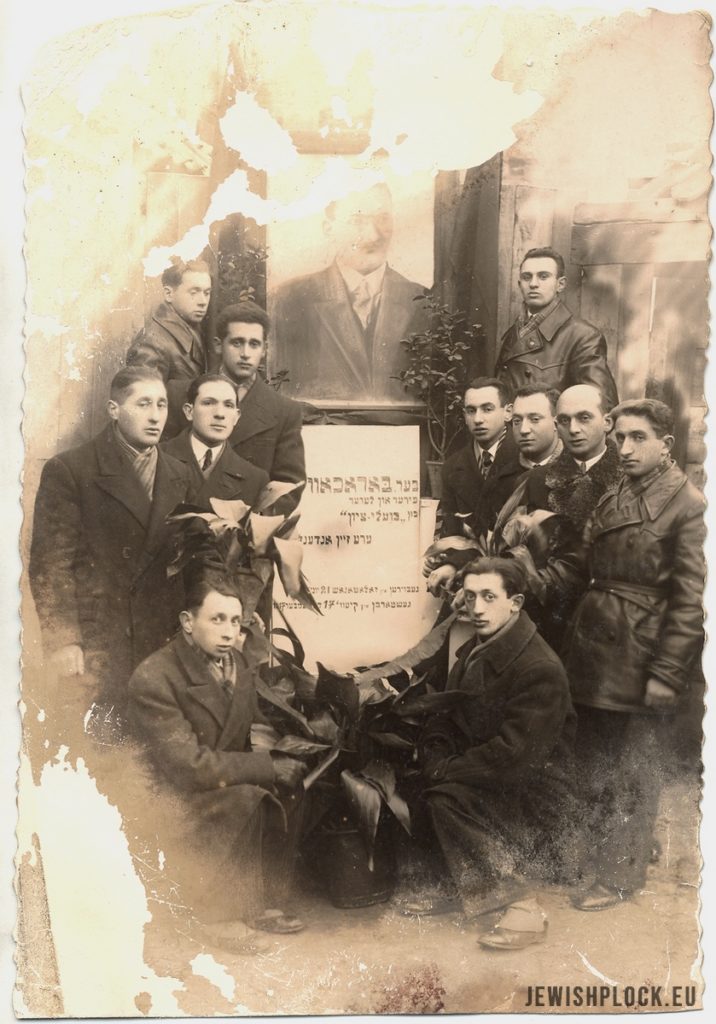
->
[215,300,305,514]
[127,577,306,953]
[496,247,618,409]
[411,557,578,949]
[511,383,562,469]
[127,258,213,437]
[562,399,705,911]
[29,366,192,710]
[161,373,269,508]
[425,377,522,596]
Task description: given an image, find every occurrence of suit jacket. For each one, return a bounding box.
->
[440,430,523,539]
[424,612,576,791]
[161,429,270,509]
[127,302,208,438]
[29,424,192,697]
[229,377,306,513]
[496,300,618,411]
[128,634,275,801]
[272,262,427,403]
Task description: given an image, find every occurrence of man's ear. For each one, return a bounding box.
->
[163,284,175,304]
[182,403,194,423]
[213,336,223,357]
[512,593,525,612]
[107,399,120,421]
[503,402,514,422]
[662,434,675,454]
[603,413,614,433]
[179,610,192,634]
[556,276,567,295]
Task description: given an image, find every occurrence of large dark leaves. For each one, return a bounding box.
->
[341,769,382,871]
[316,663,360,721]
[355,612,456,689]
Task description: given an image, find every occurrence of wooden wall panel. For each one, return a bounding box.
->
[577,264,623,389]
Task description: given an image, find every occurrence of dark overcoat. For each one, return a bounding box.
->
[127,635,281,922]
[127,302,208,438]
[271,262,427,403]
[496,300,618,411]
[228,377,306,513]
[29,424,192,697]
[440,429,523,538]
[161,428,269,508]
[563,462,705,713]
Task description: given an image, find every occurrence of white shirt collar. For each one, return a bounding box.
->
[337,260,387,300]
[572,445,607,473]
[190,434,225,465]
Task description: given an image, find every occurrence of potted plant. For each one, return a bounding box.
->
[395,294,484,498]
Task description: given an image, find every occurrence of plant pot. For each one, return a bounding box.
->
[425,460,444,500]
[314,822,396,909]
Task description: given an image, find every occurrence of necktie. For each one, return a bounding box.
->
[481,450,493,479]
[201,448,213,474]
[579,461,588,475]
[352,278,373,330]
[133,447,158,500]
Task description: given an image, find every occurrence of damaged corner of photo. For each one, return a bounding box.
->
[16,0,713,1017]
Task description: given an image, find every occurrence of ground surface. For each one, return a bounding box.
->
[138,779,702,1017]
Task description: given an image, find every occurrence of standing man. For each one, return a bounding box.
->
[412,557,578,949]
[161,373,269,508]
[425,377,521,595]
[271,183,427,403]
[128,577,307,952]
[562,400,705,911]
[216,301,305,514]
[127,258,212,437]
[496,247,618,410]
[29,367,192,712]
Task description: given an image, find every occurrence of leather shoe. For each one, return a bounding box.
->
[479,921,548,950]
[571,883,629,911]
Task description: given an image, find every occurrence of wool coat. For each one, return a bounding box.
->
[228,377,306,513]
[127,635,286,923]
[419,612,579,914]
[563,461,705,713]
[161,429,269,509]
[29,424,192,699]
[440,429,523,539]
[127,302,209,438]
[496,300,618,411]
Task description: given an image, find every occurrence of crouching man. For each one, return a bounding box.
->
[127,576,307,953]
[411,557,579,950]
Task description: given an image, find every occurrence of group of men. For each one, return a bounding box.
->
[28,241,704,956]
[414,250,703,948]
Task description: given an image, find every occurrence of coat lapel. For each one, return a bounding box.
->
[231,379,278,445]
[175,636,233,730]
[137,449,190,576]
[94,425,151,529]
[216,654,256,750]
[315,265,372,387]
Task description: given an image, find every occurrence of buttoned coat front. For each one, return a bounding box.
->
[29,424,192,698]
[161,428,270,509]
[496,300,618,411]
[563,462,705,713]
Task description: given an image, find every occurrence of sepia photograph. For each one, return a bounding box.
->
[7,0,714,1018]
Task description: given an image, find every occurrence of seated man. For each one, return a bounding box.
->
[161,373,269,508]
[410,557,578,950]
[127,577,307,953]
